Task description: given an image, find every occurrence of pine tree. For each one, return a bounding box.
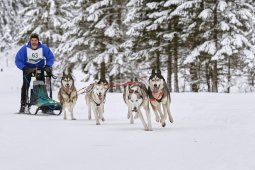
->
[0,0,19,52]
[17,0,68,48]
[186,0,254,92]
[125,0,191,92]
[54,0,86,74]
[84,0,127,90]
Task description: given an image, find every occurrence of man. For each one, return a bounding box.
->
[15,33,54,113]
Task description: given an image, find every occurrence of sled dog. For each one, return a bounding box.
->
[123,80,152,131]
[148,69,173,127]
[85,79,109,125]
[58,71,77,120]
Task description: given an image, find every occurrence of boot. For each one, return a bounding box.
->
[19,105,26,113]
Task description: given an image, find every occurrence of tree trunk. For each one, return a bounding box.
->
[211,61,218,92]
[190,62,199,92]
[173,33,179,92]
[167,54,172,92]
[109,55,114,93]
[227,57,231,93]
[166,23,172,92]
[100,61,106,80]
[251,72,255,86]
[211,0,218,92]
[205,62,211,92]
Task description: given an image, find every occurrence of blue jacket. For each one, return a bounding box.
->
[15,41,54,70]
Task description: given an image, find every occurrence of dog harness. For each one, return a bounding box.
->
[92,94,106,106]
[63,88,76,103]
[149,91,164,102]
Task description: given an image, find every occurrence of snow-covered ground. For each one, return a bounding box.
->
[0,66,255,170]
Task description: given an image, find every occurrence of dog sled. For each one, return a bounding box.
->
[26,68,62,115]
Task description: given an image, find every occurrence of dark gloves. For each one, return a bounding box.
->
[44,66,52,76]
[23,66,35,75]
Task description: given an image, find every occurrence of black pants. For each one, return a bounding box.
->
[21,71,45,106]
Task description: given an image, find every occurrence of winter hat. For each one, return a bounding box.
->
[30,33,39,41]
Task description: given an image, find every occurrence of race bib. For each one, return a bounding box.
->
[27,48,43,64]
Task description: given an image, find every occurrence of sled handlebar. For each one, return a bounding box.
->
[29,68,57,79]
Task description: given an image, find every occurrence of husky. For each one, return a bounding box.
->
[85,79,109,125]
[148,69,173,127]
[123,80,152,131]
[58,71,77,120]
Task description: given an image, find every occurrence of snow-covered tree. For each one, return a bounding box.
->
[0,0,19,52]
[125,0,190,92]
[86,0,127,89]
[1,0,254,93]
[17,0,69,48]
[56,0,129,91]
[186,0,255,92]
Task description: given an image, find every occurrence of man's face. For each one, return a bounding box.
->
[30,38,39,50]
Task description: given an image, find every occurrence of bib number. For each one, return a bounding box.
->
[27,48,43,64]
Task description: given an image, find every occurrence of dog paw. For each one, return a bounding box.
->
[169,118,174,123]
[72,118,76,120]
[161,122,166,127]
[63,117,67,120]
[96,122,100,125]
[144,128,150,131]
[155,117,160,122]
[101,117,105,121]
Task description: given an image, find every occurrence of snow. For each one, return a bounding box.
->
[1,66,255,170]
[146,2,160,10]
[218,0,227,12]
[219,21,230,31]
[198,8,213,21]
[104,23,118,37]
[164,0,184,7]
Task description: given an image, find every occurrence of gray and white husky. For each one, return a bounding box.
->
[85,79,109,125]
[58,71,77,120]
[123,80,152,131]
[148,69,173,127]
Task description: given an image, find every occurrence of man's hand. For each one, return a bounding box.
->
[23,66,35,75]
[44,66,52,76]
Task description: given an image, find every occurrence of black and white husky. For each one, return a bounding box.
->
[123,81,152,131]
[58,71,77,120]
[85,79,109,125]
[148,69,173,127]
